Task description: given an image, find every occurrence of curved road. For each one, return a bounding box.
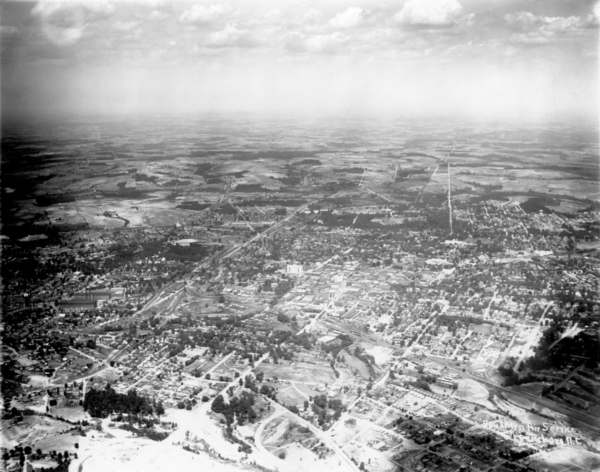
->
[262,396,360,472]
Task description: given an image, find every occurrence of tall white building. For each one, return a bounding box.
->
[287,264,303,275]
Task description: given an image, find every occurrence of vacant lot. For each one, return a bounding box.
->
[257,361,336,385]
[292,382,322,398]
[1,415,73,448]
[529,446,600,472]
[50,406,87,422]
[35,432,82,453]
[340,350,371,380]
[452,379,495,410]
[262,417,313,450]
[275,385,309,407]
[365,346,394,366]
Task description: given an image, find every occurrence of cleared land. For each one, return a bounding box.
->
[257,362,336,385]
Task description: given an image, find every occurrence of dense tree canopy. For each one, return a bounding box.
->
[83,385,152,418]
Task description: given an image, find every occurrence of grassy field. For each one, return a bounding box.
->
[35,433,82,453]
[452,379,495,410]
[257,361,336,385]
[292,382,322,398]
[275,385,309,407]
[340,350,371,380]
[1,416,73,448]
[50,406,87,422]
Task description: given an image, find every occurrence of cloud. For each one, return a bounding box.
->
[1,26,20,38]
[149,10,169,21]
[284,32,348,54]
[505,10,597,45]
[179,3,232,26]
[31,1,86,46]
[83,0,115,19]
[206,24,256,48]
[393,0,467,28]
[302,9,323,26]
[30,0,117,46]
[113,20,138,32]
[505,12,583,32]
[329,7,367,29]
[508,33,552,46]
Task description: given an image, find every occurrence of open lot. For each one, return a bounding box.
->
[276,385,310,407]
[1,415,74,448]
[257,361,336,385]
[50,406,88,423]
[452,379,495,410]
[339,350,371,380]
[529,446,600,472]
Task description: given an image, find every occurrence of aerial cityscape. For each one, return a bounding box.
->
[1,1,599,472]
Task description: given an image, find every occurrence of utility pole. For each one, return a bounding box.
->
[447,161,453,235]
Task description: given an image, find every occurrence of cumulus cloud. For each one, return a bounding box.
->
[329,7,367,29]
[206,24,256,48]
[393,0,467,28]
[149,10,170,21]
[505,12,583,31]
[285,32,348,54]
[113,20,138,32]
[31,1,86,46]
[179,3,232,26]
[505,10,597,45]
[508,33,552,46]
[30,0,117,46]
[83,0,115,19]
[302,9,323,26]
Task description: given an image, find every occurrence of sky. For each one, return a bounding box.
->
[1,0,599,121]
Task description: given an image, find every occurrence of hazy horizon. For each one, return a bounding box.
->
[1,0,599,123]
